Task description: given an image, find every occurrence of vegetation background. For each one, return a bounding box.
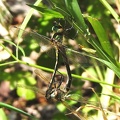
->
[0,0,120,120]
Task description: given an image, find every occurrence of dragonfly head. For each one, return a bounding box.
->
[45,88,65,101]
[52,21,64,34]
[45,88,57,100]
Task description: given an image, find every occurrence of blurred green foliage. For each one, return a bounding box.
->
[0,0,120,119]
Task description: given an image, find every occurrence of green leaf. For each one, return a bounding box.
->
[0,109,7,120]
[27,4,64,18]
[16,72,37,100]
[99,0,120,23]
[17,86,36,100]
[0,102,34,118]
[87,16,114,58]
[65,0,88,33]
[47,1,73,22]
[92,56,120,78]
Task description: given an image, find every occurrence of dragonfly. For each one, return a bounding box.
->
[15,20,99,99]
[17,69,103,120]
[15,21,73,97]
[46,21,72,95]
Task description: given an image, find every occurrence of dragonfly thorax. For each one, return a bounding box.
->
[51,33,63,44]
[52,21,63,34]
[51,38,63,47]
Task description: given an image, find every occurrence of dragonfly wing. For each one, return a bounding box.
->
[29,31,57,58]
[34,69,65,89]
[29,31,56,58]
[14,27,51,45]
[34,69,50,85]
[63,46,102,67]
[17,83,45,95]
[63,93,101,119]
[66,93,99,107]
[12,26,56,57]
[58,46,89,67]
[62,101,87,120]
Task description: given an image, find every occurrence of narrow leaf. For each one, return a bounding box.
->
[27,4,64,18]
[65,0,88,33]
[100,0,120,23]
[0,102,34,118]
[87,16,114,58]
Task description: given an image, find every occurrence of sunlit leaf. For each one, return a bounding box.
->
[87,16,114,58]
[27,4,64,18]
[65,0,88,33]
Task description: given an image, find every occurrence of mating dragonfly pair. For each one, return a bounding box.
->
[16,20,99,119]
[17,21,96,96]
[16,21,73,100]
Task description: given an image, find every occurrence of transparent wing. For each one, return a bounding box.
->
[65,93,99,107]
[12,26,56,58]
[60,46,102,67]
[12,26,102,66]
[17,83,44,94]
[34,69,65,89]
[62,101,87,120]
[16,70,104,119]
[13,26,51,45]
[34,69,50,85]
[59,92,103,120]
